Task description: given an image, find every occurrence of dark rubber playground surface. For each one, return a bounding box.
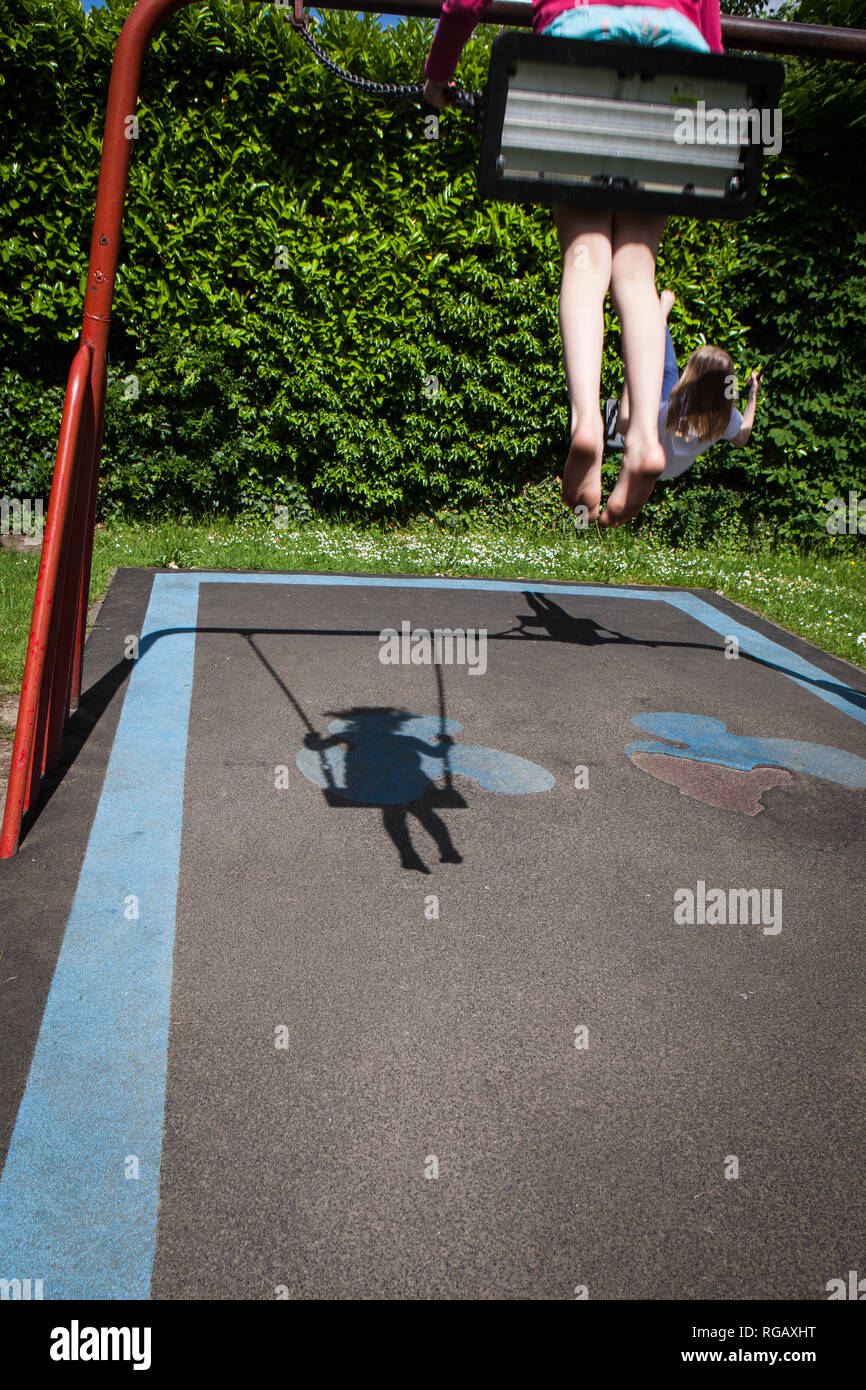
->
[1,568,864,1300]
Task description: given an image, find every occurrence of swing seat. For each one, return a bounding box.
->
[478,33,785,218]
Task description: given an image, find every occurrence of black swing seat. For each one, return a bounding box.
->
[478,33,785,218]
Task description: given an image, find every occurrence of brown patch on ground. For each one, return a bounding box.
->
[0,694,18,727]
[0,693,18,811]
[629,751,793,815]
[0,532,41,554]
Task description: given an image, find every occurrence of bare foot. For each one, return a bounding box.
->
[561,416,604,523]
[599,435,665,527]
[660,288,676,321]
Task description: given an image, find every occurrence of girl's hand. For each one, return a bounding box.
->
[424,78,455,109]
[748,370,762,397]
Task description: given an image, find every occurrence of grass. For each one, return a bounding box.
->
[1,514,864,716]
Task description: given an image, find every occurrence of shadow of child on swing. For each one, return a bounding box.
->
[302,707,465,874]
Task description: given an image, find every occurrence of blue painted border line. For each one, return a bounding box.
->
[666,593,866,726]
[155,573,866,727]
[0,576,200,1298]
[0,572,863,1300]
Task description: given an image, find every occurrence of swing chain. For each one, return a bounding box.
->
[286,3,482,116]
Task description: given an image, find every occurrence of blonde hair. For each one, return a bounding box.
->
[665,344,735,444]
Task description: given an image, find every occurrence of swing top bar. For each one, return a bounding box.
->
[292,2,866,63]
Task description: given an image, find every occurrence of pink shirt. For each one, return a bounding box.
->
[424,0,724,82]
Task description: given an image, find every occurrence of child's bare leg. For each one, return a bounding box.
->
[618,289,675,427]
[553,204,612,522]
[601,213,667,527]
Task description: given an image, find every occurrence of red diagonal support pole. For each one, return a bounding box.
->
[0,0,195,859]
[2,342,92,857]
[71,0,194,706]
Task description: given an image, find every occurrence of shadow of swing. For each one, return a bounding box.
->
[303,706,466,875]
[254,635,468,873]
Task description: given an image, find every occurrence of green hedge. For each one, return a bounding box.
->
[0,0,864,544]
[713,0,866,544]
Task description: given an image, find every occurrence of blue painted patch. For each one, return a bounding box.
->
[297,712,555,803]
[626,713,866,788]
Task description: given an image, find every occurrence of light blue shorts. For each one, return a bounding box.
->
[542,4,711,53]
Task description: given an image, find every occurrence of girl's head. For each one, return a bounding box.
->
[665,345,735,443]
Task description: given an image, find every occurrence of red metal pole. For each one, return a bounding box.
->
[0,0,196,858]
[78,0,193,362]
[70,358,106,710]
[69,0,194,697]
[1,344,92,858]
[44,389,96,774]
[29,499,77,800]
